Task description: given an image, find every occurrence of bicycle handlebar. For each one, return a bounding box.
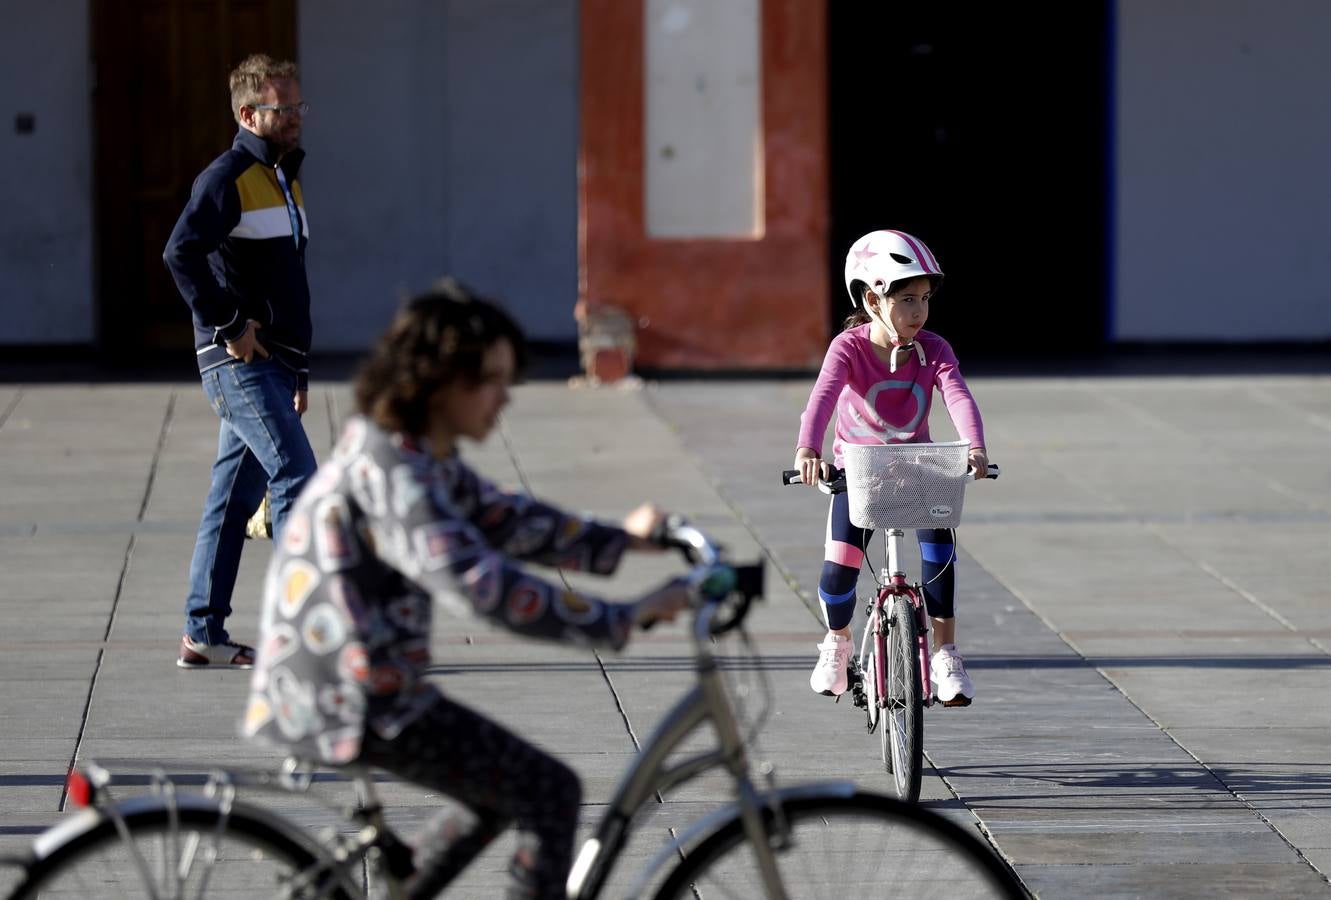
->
[781,463,1001,493]
[652,515,765,637]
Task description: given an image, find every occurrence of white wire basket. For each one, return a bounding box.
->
[842,441,971,529]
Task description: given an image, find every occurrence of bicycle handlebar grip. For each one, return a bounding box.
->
[782,467,848,494]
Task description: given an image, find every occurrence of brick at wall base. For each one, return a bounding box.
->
[574,300,636,384]
[585,347,630,384]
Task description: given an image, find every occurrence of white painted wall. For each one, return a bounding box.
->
[300,0,580,349]
[1115,0,1331,340]
[0,0,93,343]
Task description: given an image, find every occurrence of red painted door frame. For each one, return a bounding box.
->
[579,0,828,370]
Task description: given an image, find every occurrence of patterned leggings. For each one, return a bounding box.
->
[818,491,956,630]
[357,694,582,900]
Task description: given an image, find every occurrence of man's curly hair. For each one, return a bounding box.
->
[354,279,528,437]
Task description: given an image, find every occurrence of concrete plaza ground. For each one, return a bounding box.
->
[0,362,1328,896]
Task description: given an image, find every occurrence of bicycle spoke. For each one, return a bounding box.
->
[109,808,167,900]
[15,813,321,899]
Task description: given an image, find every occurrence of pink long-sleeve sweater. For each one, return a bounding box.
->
[797,325,985,467]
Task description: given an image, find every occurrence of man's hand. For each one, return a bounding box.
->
[294,390,308,416]
[623,502,668,551]
[225,320,269,363]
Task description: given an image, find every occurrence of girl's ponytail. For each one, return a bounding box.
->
[841,309,872,331]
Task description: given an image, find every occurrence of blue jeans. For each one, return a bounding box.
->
[184,359,317,644]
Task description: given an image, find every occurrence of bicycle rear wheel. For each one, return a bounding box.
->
[652,791,1023,899]
[9,802,344,899]
[885,593,925,801]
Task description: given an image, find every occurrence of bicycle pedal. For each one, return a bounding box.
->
[935,695,973,708]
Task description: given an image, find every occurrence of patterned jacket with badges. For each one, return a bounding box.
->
[241,416,635,765]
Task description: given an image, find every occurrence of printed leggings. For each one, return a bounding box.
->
[818,491,955,631]
[357,693,581,900]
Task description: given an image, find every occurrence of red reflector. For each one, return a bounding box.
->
[67,771,93,808]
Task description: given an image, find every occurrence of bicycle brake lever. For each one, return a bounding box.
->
[817,474,847,495]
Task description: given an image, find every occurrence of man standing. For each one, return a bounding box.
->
[163,53,317,668]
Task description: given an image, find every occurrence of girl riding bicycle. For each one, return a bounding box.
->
[240,281,689,899]
[794,229,988,707]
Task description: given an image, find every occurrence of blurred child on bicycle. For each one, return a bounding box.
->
[241,280,689,899]
[793,230,988,707]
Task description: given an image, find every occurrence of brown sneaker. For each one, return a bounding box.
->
[177,635,255,669]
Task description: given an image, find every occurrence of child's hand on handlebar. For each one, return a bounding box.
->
[968,447,989,480]
[633,578,691,627]
[794,448,831,487]
[623,502,669,551]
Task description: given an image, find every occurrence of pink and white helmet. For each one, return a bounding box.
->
[843,229,943,307]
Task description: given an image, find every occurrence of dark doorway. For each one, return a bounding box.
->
[827,3,1110,361]
[92,0,297,357]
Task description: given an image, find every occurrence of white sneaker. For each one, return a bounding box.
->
[810,633,853,696]
[931,646,974,707]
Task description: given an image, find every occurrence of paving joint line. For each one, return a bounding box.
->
[324,390,339,449]
[1146,523,1324,650]
[495,414,664,803]
[60,533,136,811]
[0,388,22,432]
[136,390,176,522]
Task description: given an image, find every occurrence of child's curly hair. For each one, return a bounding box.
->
[354,279,527,436]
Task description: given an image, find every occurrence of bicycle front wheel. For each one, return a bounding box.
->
[652,791,1023,899]
[885,593,925,801]
[10,802,342,899]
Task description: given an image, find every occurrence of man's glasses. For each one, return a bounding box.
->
[251,101,309,117]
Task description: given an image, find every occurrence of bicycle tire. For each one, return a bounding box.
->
[9,800,348,899]
[651,790,1024,899]
[885,592,925,801]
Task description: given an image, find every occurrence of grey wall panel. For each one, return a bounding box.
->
[442,0,579,342]
[299,0,451,350]
[299,0,578,351]
[1116,0,1331,341]
[0,0,94,343]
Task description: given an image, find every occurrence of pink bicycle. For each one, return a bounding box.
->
[784,441,998,801]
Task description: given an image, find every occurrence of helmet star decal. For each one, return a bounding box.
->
[852,242,878,265]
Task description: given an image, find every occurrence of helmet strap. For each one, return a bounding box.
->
[864,301,927,373]
[864,302,907,372]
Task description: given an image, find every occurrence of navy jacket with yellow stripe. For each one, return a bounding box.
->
[164,128,311,390]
